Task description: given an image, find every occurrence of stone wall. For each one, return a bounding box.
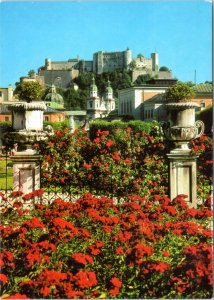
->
[39,69,79,89]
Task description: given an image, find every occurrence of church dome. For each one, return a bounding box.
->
[45,84,64,105]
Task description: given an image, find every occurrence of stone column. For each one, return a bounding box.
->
[167,151,197,207]
[11,149,40,194]
[160,102,204,207]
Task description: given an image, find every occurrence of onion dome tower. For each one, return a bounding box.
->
[90,76,98,98]
[105,80,115,113]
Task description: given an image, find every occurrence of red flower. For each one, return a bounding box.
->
[116,247,124,255]
[163,250,170,257]
[83,163,92,170]
[24,217,45,229]
[10,191,23,197]
[0,273,8,284]
[4,293,29,299]
[72,253,93,264]
[106,139,114,148]
[112,152,120,161]
[124,157,131,164]
[74,271,97,289]
[33,189,44,197]
[109,287,120,296]
[153,262,169,273]
[40,286,50,296]
[13,201,22,208]
[0,192,6,201]
[110,277,122,288]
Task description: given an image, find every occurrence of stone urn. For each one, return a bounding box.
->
[160,101,204,151]
[5,102,47,150]
[3,101,49,194]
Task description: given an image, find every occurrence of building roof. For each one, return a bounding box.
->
[193,83,213,94]
[45,106,64,114]
[145,78,177,86]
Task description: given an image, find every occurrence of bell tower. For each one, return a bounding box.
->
[87,76,100,118]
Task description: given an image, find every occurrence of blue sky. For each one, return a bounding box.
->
[0,0,212,87]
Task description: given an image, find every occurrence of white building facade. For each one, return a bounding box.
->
[118,80,177,121]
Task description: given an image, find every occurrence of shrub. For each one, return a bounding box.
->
[165,82,195,103]
[37,126,169,198]
[0,121,13,134]
[36,126,212,201]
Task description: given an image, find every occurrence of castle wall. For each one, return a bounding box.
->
[132,70,172,82]
[48,61,78,70]
[135,57,152,69]
[39,69,79,88]
[93,49,132,74]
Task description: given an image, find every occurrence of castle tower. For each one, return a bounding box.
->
[124,47,132,69]
[151,53,159,72]
[45,58,52,70]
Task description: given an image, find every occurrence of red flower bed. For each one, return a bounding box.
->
[0,191,212,298]
[37,127,212,200]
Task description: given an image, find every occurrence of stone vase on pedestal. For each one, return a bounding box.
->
[160,102,204,207]
[5,102,47,194]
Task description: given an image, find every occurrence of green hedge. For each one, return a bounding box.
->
[89,120,154,139]
[196,105,213,135]
[43,119,70,131]
[0,121,13,133]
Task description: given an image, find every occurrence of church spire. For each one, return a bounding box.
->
[90,75,98,98]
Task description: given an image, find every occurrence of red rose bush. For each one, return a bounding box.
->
[0,191,212,298]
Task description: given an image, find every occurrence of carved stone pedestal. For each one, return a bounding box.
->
[168,150,197,207]
[11,149,40,194]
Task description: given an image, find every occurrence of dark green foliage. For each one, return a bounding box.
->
[108,70,132,96]
[196,105,213,135]
[137,53,144,58]
[134,74,152,85]
[0,121,13,134]
[64,88,87,110]
[73,72,93,90]
[28,69,35,78]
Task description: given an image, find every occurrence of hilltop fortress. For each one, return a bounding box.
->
[37,49,172,88]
